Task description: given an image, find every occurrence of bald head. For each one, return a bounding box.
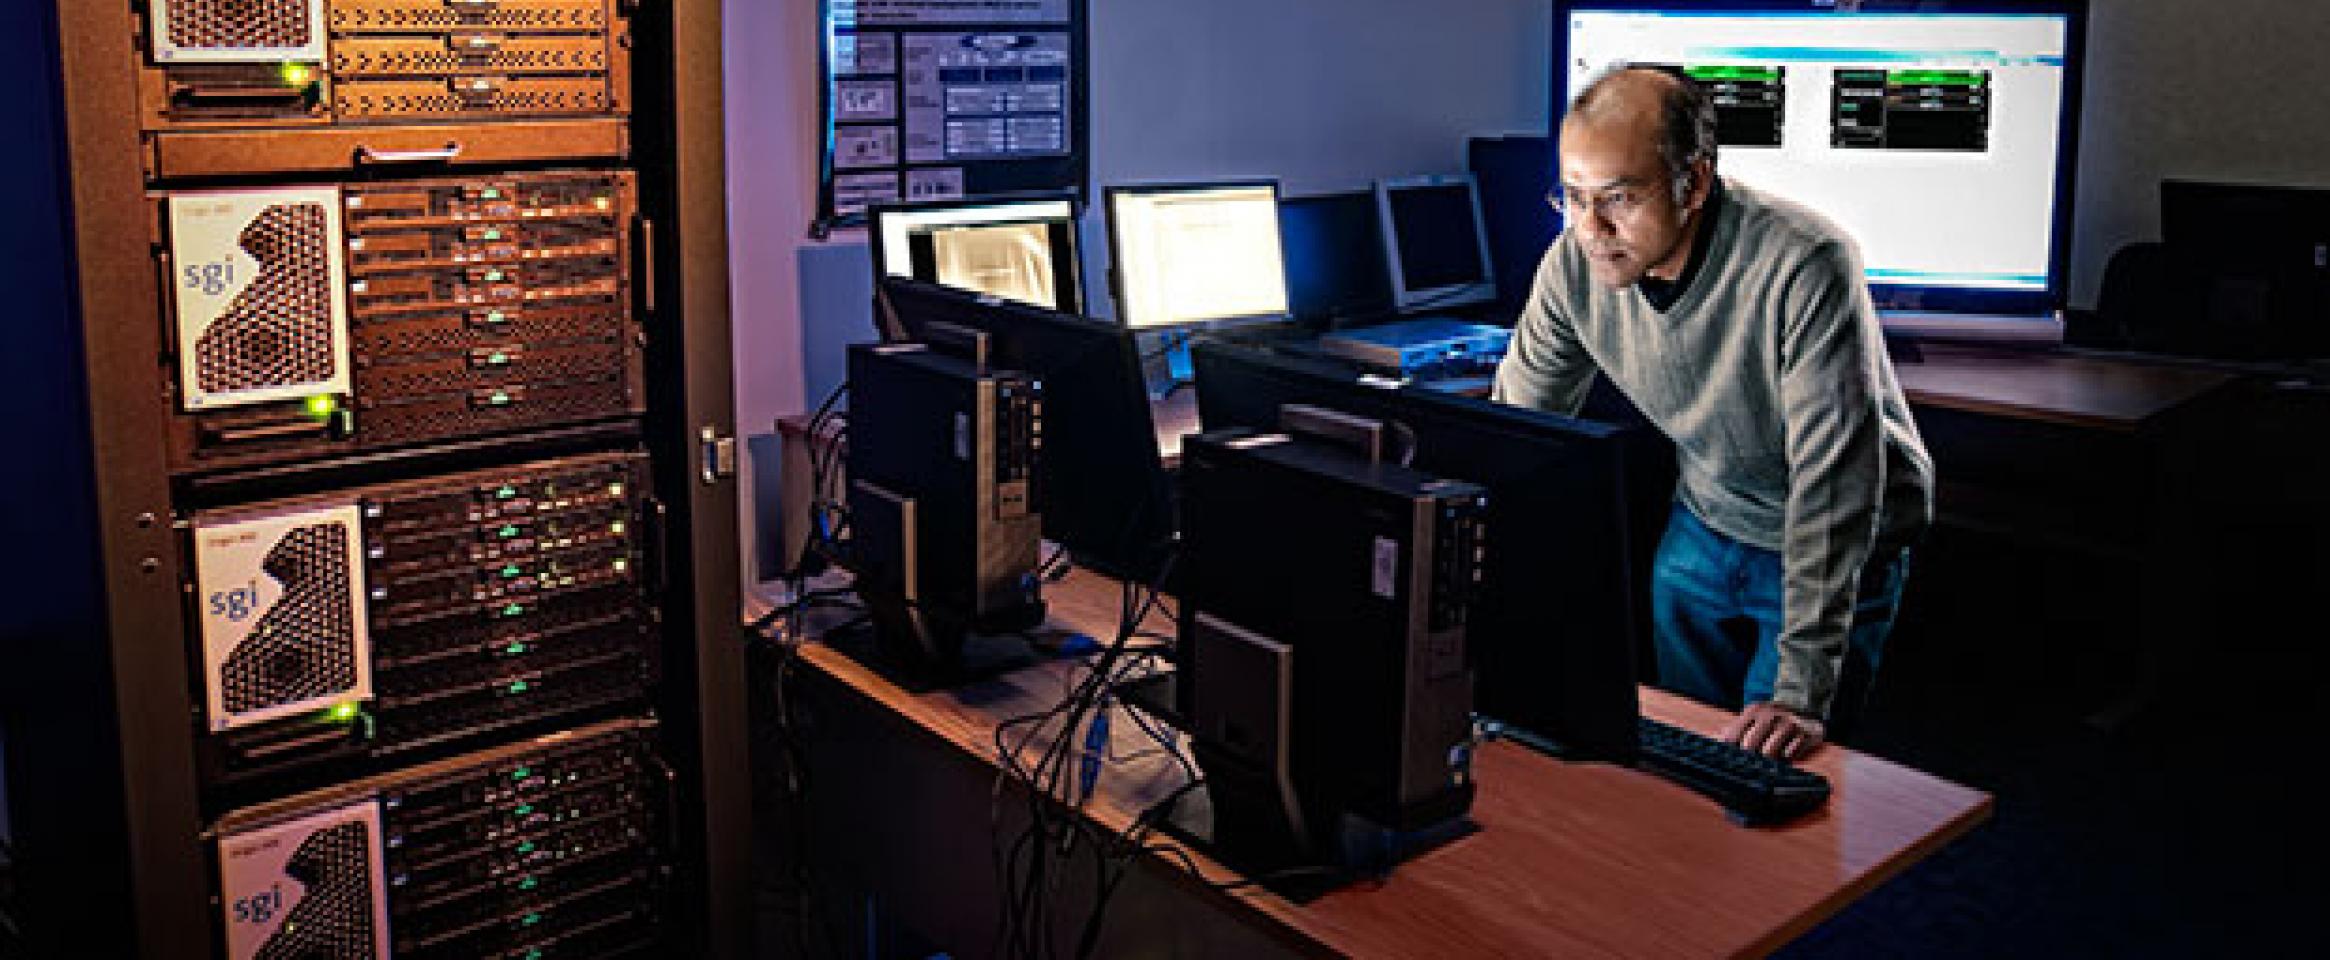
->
[1556,67,1720,288]
[1564,66,1718,199]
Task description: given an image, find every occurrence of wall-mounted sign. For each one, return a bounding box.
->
[818,0,1090,232]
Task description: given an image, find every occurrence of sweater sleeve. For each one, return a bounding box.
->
[1492,250,1597,416]
[1769,240,1888,718]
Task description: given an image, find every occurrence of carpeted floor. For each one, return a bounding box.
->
[1778,525,2325,958]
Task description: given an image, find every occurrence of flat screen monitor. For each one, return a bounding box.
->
[1105,181,1292,331]
[2159,179,2330,360]
[867,194,1084,314]
[1376,173,1498,313]
[1556,1,2087,319]
[876,277,1175,582]
[1280,190,1395,328]
[1192,340,1674,760]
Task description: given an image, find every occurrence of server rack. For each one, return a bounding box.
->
[1,1,743,956]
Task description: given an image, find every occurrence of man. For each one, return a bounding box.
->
[1493,67,1933,760]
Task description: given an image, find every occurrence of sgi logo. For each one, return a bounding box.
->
[233,882,284,926]
[211,580,261,623]
[184,260,238,297]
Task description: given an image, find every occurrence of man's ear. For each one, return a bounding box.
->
[1677,159,1714,224]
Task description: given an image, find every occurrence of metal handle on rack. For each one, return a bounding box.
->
[638,217,657,314]
[646,495,672,598]
[356,142,464,164]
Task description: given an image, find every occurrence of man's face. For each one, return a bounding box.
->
[1558,114,1699,289]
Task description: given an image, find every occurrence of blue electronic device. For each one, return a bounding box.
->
[1316,318,1514,381]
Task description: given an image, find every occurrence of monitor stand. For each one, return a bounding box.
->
[822,592,1041,694]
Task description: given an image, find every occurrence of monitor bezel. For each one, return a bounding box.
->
[864,191,1086,315]
[1551,0,2090,320]
[1103,178,1295,332]
[1375,173,1500,313]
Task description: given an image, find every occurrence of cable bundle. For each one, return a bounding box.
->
[988,553,1198,960]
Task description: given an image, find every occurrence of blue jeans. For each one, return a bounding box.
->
[1650,502,1911,735]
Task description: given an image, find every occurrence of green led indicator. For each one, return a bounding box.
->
[302,395,339,420]
[486,269,506,282]
[483,188,503,200]
[489,391,511,406]
[326,702,360,722]
[499,524,519,538]
[501,564,523,578]
[526,951,543,960]
[501,602,527,617]
[496,485,518,499]
[517,840,536,854]
[508,680,531,694]
[486,310,508,324]
[522,912,542,927]
[512,765,532,780]
[487,351,509,365]
[612,558,628,573]
[518,876,539,891]
[505,641,529,655]
[280,62,313,86]
[515,804,534,816]
[484,228,503,241]
[610,520,626,535]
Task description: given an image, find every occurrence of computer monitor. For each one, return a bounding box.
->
[1192,341,1673,761]
[1375,173,1498,313]
[875,276,1175,582]
[2158,179,2330,360]
[1279,190,1395,328]
[1104,181,1292,331]
[1556,1,2088,320]
[867,194,1084,314]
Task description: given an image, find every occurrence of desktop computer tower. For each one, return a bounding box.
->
[843,343,1045,681]
[1175,428,1486,875]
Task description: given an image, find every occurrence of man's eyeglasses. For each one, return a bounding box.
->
[1550,182,1658,221]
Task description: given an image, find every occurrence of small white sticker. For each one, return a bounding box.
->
[953,411,970,460]
[1371,536,1399,600]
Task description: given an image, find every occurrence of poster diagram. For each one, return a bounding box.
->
[820,0,1087,226]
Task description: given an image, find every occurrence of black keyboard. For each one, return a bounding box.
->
[1634,717,1831,825]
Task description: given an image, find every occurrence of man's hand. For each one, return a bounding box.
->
[1721,702,1825,760]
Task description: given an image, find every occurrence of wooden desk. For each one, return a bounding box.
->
[1888,344,2243,728]
[761,569,1991,958]
[1896,343,2236,433]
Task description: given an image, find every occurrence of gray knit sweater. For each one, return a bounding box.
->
[1492,177,1933,717]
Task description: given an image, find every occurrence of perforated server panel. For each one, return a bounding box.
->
[142,0,630,128]
[213,719,665,959]
[189,452,660,793]
[161,171,644,475]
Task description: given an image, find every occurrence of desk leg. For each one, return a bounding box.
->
[2085,411,2210,732]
